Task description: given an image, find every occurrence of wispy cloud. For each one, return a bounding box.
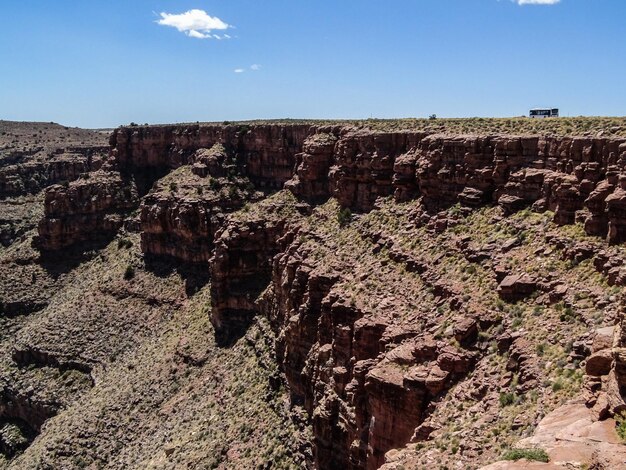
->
[515,0,560,5]
[157,9,230,39]
[233,65,262,74]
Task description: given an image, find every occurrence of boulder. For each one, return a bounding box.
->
[498,274,537,302]
[585,349,614,377]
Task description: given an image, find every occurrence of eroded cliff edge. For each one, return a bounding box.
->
[4,122,626,469]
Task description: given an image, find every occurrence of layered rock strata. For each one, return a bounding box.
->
[37,171,138,250]
[39,125,625,258]
[109,125,626,248]
[0,146,107,198]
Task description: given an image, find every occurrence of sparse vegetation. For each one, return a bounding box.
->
[499,392,517,407]
[2,118,625,470]
[337,207,352,226]
[616,411,626,442]
[117,238,133,250]
[501,448,549,463]
[126,116,626,138]
[123,264,135,280]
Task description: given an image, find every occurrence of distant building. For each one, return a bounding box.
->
[529,108,559,118]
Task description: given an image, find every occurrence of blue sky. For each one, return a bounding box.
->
[1,0,625,127]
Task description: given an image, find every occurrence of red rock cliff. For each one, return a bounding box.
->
[34,123,626,469]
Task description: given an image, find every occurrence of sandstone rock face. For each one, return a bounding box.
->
[110,126,626,245]
[139,192,228,263]
[111,124,314,191]
[210,196,300,344]
[37,172,138,250]
[138,157,259,263]
[111,124,622,470]
[96,124,626,267]
[209,196,480,470]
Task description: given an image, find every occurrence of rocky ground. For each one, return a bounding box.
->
[0,119,625,469]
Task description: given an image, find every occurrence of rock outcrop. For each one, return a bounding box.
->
[37,171,138,250]
[110,124,314,191]
[96,125,626,265]
[0,146,107,198]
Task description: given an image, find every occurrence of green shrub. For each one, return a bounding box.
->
[499,392,517,407]
[337,207,352,226]
[502,448,549,463]
[123,265,135,280]
[616,411,626,441]
[117,238,132,249]
[536,343,546,356]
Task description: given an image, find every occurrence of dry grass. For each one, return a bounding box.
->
[141,117,626,138]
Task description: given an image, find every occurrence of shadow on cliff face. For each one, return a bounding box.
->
[211,274,272,348]
[124,166,170,198]
[144,256,210,296]
[0,386,57,460]
[36,238,112,277]
[0,417,37,459]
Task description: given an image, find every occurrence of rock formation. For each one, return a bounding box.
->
[37,171,138,251]
[2,121,625,469]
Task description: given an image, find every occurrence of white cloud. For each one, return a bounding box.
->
[234,65,261,73]
[157,9,230,39]
[187,30,208,39]
[515,0,560,4]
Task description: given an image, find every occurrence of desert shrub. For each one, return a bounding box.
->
[536,343,546,356]
[616,411,626,441]
[337,207,352,226]
[448,203,463,217]
[123,265,135,280]
[117,238,133,249]
[499,392,517,407]
[552,379,564,392]
[502,448,549,463]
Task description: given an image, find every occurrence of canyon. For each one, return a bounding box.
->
[0,119,625,469]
